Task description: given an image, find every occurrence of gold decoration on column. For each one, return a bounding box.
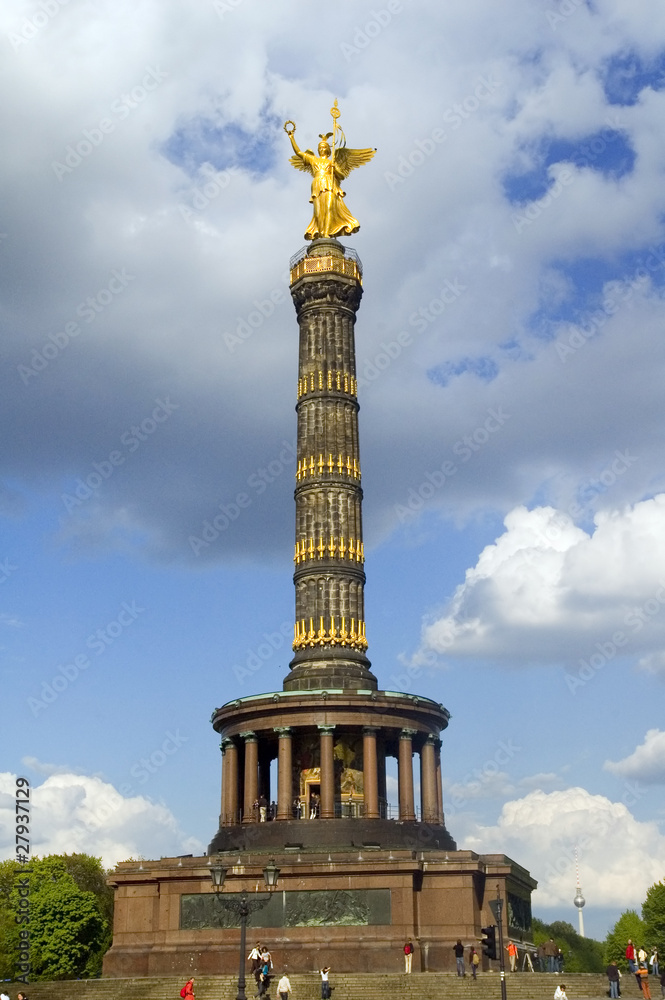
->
[296,455,361,481]
[292,617,368,652]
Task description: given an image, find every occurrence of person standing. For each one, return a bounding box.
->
[544,938,557,973]
[639,966,653,1000]
[607,961,621,999]
[454,939,465,976]
[506,940,518,972]
[640,948,650,969]
[469,946,479,979]
[651,949,660,977]
[277,972,292,1000]
[404,939,414,973]
[320,966,331,998]
[659,969,665,998]
[627,940,637,973]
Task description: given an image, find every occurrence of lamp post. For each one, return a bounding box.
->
[489,885,508,1000]
[210,858,280,1000]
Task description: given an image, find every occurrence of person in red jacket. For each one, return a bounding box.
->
[628,940,637,973]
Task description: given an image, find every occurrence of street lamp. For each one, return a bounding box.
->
[210,858,280,1000]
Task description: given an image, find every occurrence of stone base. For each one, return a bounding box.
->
[103,848,536,977]
[208,817,457,853]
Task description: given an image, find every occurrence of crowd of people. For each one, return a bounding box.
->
[619,940,663,999]
[246,944,331,999]
[245,795,323,821]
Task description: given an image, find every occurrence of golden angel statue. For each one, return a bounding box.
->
[285,102,375,240]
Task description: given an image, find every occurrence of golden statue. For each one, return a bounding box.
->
[285,101,375,240]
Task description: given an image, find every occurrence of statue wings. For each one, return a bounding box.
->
[334,146,376,178]
[289,146,376,177]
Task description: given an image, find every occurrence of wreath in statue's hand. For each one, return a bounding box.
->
[284,120,296,136]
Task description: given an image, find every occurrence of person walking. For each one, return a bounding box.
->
[277,972,292,1000]
[469,946,479,979]
[248,943,262,984]
[181,979,195,1000]
[320,966,331,999]
[403,939,414,973]
[607,961,621,999]
[454,939,465,976]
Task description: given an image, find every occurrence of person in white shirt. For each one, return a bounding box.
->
[277,973,292,1000]
[554,984,568,1000]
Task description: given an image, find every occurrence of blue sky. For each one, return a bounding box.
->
[2,0,665,942]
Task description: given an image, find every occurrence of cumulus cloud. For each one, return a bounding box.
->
[605,729,665,785]
[460,787,664,908]
[415,495,665,668]
[0,770,203,868]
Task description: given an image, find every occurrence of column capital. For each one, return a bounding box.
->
[317,724,336,734]
[424,732,439,746]
[400,728,417,740]
[363,726,378,736]
[221,737,236,752]
[274,726,292,737]
[239,730,257,743]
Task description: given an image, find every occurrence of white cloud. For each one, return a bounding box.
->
[0,770,203,868]
[460,787,665,908]
[416,496,665,668]
[605,729,665,785]
[1,0,665,569]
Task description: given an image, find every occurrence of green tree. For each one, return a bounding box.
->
[605,909,647,968]
[643,880,665,956]
[0,854,113,981]
[532,916,604,972]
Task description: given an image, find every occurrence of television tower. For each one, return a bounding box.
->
[573,847,585,937]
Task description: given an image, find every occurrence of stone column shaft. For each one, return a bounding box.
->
[319,726,335,819]
[363,727,380,819]
[242,733,258,824]
[435,740,444,825]
[398,729,416,822]
[220,743,229,826]
[275,728,293,821]
[421,736,439,824]
[224,739,239,825]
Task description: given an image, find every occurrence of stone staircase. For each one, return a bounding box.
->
[2,973,644,1000]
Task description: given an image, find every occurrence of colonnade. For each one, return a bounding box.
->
[220,725,444,827]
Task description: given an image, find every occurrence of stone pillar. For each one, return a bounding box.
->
[224,738,239,825]
[241,732,259,824]
[435,739,444,825]
[398,729,416,822]
[220,740,228,826]
[275,727,293,821]
[319,725,336,819]
[363,727,380,819]
[420,734,439,824]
